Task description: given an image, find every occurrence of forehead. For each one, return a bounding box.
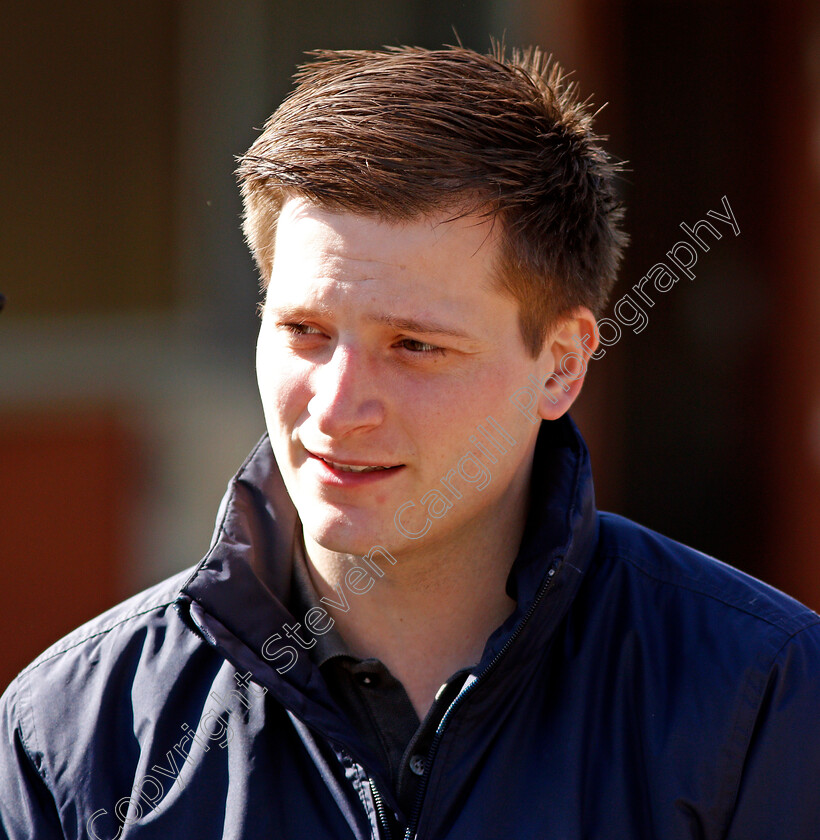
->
[264,197,532,357]
[269,196,501,292]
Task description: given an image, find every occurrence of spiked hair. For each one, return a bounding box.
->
[236,44,628,356]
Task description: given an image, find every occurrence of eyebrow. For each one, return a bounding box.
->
[371,313,474,340]
[271,304,333,322]
[269,305,476,341]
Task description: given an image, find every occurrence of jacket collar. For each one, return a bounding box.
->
[177,413,598,760]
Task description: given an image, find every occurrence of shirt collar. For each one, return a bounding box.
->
[288,527,353,666]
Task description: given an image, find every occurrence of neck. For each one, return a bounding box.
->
[301,479,529,719]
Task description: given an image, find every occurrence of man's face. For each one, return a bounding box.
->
[256,196,555,559]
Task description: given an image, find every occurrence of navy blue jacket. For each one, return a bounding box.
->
[2,416,820,839]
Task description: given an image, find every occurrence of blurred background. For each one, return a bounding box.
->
[2,0,819,689]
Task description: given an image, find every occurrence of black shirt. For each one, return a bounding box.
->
[288,532,473,823]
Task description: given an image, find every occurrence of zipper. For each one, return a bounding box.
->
[402,560,561,840]
[370,777,394,840]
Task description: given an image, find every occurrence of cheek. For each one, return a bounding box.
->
[441,366,537,451]
[440,365,519,421]
[406,369,515,455]
[256,331,311,430]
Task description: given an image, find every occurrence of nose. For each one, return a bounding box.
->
[307,342,385,439]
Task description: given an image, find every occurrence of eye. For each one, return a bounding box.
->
[396,338,446,356]
[281,322,325,337]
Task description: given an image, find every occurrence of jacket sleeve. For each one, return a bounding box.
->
[725,623,820,840]
[0,676,66,840]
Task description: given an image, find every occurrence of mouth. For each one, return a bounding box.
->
[306,450,405,480]
[319,458,394,473]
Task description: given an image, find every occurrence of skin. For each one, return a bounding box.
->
[256,195,599,717]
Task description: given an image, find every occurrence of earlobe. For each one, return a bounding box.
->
[535,308,599,420]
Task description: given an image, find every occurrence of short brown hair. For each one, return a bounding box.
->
[236,44,627,356]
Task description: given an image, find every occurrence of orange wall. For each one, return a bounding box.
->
[0,408,137,688]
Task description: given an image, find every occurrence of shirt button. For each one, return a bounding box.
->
[356,673,375,686]
[409,755,426,776]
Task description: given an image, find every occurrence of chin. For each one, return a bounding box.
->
[300,506,395,558]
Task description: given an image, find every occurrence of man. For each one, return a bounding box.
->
[1,45,819,840]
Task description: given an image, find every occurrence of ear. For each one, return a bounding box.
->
[534,307,599,421]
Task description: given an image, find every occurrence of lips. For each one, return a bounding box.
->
[321,458,393,473]
[307,451,403,474]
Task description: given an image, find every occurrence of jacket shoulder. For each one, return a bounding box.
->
[1,566,213,778]
[593,511,820,827]
[597,510,820,638]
